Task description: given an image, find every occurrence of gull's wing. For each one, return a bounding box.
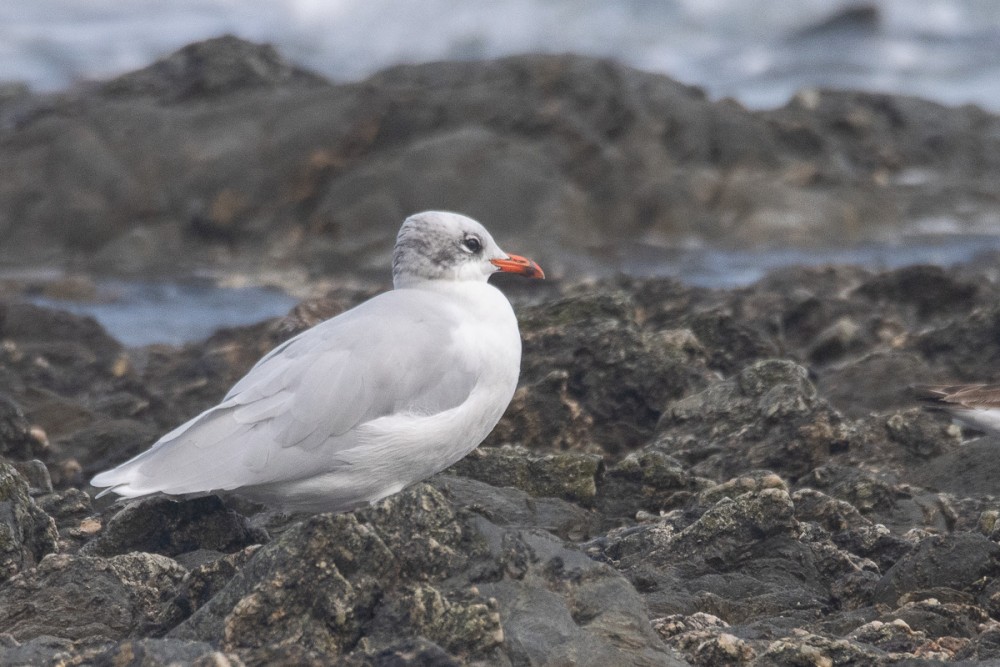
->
[91,289,477,497]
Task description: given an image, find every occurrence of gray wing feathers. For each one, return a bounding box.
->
[91,290,477,497]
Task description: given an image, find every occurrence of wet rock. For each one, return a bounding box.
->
[956,626,1000,661]
[470,520,685,667]
[878,599,988,641]
[0,462,58,583]
[0,302,124,393]
[817,352,936,418]
[908,438,1000,497]
[0,393,44,460]
[597,448,711,519]
[82,496,267,558]
[655,360,850,481]
[160,545,262,629]
[0,635,83,667]
[753,632,887,666]
[449,444,601,506]
[0,552,186,641]
[52,418,159,480]
[91,638,237,667]
[913,305,1000,379]
[9,459,53,494]
[489,291,712,456]
[874,532,1000,607]
[600,488,842,623]
[854,265,981,319]
[101,34,328,102]
[172,484,680,665]
[680,308,780,375]
[433,475,600,541]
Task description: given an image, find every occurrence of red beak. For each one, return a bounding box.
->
[490,254,545,279]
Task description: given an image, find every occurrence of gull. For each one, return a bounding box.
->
[91,211,544,512]
[914,384,1000,436]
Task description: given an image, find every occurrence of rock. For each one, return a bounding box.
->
[653,613,756,666]
[0,552,186,641]
[101,34,329,102]
[655,360,850,480]
[853,265,981,319]
[82,496,267,558]
[432,475,600,541]
[448,444,601,506]
[873,533,1000,607]
[488,291,712,456]
[0,462,58,583]
[0,635,83,667]
[52,418,160,480]
[0,394,44,460]
[172,483,681,665]
[597,448,711,519]
[878,599,988,641]
[160,545,261,629]
[680,308,780,375]
[91,638,237,667]
[753,632,887,666]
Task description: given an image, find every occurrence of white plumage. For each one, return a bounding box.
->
[91,211,544,512]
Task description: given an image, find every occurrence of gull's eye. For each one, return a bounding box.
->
[461,236,482,254]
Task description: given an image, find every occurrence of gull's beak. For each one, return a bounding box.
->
[490,254,545,279]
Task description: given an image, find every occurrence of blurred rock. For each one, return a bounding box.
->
[0,462,58,583]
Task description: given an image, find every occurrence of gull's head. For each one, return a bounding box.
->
[392,211,544,288]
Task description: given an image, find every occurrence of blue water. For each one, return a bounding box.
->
[28,280,299,347]
[624,233,1000,288]
[22,234,1000,346]
[2,0,1000,112]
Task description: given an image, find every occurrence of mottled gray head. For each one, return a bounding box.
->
[392,211,544,288]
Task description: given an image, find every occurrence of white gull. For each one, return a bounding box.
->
[91,211,544,512]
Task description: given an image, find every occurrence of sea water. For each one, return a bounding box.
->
[2,0,1000,112]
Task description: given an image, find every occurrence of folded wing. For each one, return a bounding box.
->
[91,290,477,498]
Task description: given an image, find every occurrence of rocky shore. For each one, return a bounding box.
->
[3,36,1000,283]
[4,36,1000,666]
[4,262,1000,665]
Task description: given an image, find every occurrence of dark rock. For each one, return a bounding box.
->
[878,599,988,640]
[91,638,235,667]
[433,475,600,541]
[0,462,58,583]
[52,418,159,480]
[0,635,82,667]
[753,632,888,666]
[956,626,1000,661]
[101,34,329,102]
[336,638,461,667]
[82,496,267,558]
[655,360,850,481]
[488,291,712,456]
[448,444,601,506]
[680,308,780,375]
[0,394,44,460]
[160,545,261,629]
[913,306,1000,379]
[0,302,124,385]
[172,483,681,665]
[874,532,1000,607]
[9,459,53,494]
[597,448,711,519]
[908,438,1000,497]
[854,265,980,319]
[601,488,841,623]
[0,552,186,641]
